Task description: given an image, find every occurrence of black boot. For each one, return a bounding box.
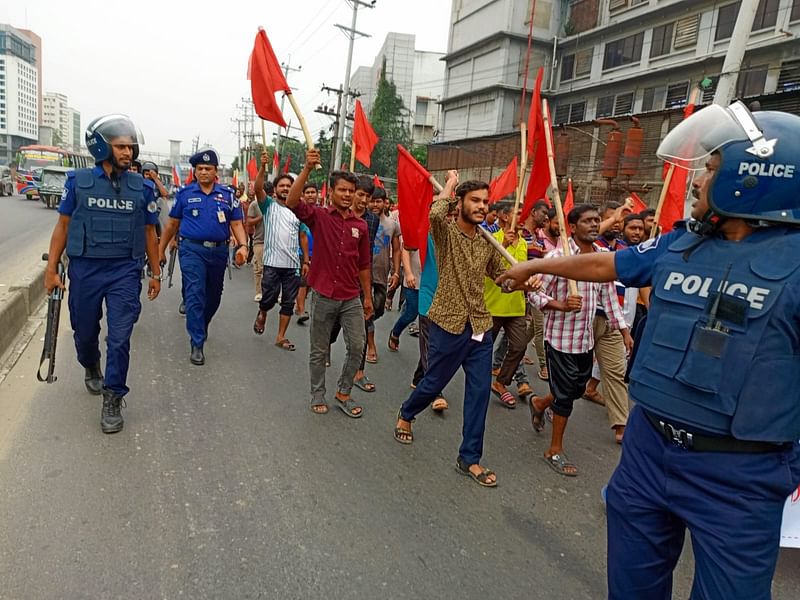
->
[84,362,103,395]
[190,345,205,366]
[101,390,125,434]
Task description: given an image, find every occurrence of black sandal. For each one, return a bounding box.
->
[394,410,414,444]
[456,456,497,487]
[529,396,546,433]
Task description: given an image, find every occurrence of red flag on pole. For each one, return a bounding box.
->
[272,150,280,173]
[185,169,193,185]
[489,156,519,204]
[320,181,328,204]
[373,174,384,189]
[628,192,648,213]
[526,67,545,156]
[172,165,180,187]
[562,179,575,216]
[658,100,697,233]
[248,28,290,127]
[520,67,550,223]
[247,157,258,181]
[396,144,434,267]
[353,99,379,168]
[232,170,238,189]
[283,155,292,174]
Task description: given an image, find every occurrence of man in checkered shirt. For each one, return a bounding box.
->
[527,204,632,477]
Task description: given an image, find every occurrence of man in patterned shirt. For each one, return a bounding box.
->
[527,204,632,477]
[394,173,506,488]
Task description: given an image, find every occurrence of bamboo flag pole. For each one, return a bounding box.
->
[542,99,579,297]
[261,120,267,148]
[427,175,518,265]
[285,93,322,170]
[650,164,675,239]
[350,141,357,172]
[509,122,528,231]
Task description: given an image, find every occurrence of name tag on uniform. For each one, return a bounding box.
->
[217,210,226,223]
[351,227,359,238]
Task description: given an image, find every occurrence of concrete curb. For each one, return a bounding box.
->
[0,263,48,359]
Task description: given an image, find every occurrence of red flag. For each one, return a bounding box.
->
[185,169,193,185]
[320,181,328,203]
[373,174,384,189]
[396,144,434,267]
[353,99,379,168]
[628,192,648,213]
[247,157,258,181]
[526,67,545,156]
[489,156,518,203]
[283,154,291,174]
[658,100,697,234]
[232,170,238,189]
[248,28,290,127]
[562,179,574,216]
[172,165,180,187]
[272,150,280,172]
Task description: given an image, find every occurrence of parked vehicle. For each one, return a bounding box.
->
[39,166,73,209]
[0,165,14,196]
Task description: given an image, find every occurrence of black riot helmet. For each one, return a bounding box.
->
[85,114,142,165]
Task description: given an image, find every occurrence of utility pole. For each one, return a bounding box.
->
[333,0,374,170]
[272,59,302,179]
[713,0,760,106]
[316,84,359,177]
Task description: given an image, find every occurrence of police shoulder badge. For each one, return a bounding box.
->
[147,201,158,213]
[636,237,660,254]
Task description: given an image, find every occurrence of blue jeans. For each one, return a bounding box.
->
[400,322,492,465]
[607,405,800,599]
[391,287,419,337]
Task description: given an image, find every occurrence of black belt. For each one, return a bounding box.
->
[181,237,229,248]
[643,409,790,453]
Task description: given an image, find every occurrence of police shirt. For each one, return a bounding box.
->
[58,166,159,227]
[169,182,243,243]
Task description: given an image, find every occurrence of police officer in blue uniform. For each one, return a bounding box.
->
[497,101,800,599]
[159,148,248,365]
[44,114,162,434]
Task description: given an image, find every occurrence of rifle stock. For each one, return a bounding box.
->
[167,246,177,288]
[37,253,64,384]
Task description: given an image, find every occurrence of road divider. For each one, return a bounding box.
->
[0,263,48,359]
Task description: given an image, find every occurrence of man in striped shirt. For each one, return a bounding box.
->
[528,204,632,477]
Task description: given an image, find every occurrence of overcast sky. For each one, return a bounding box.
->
[3,0,452,164]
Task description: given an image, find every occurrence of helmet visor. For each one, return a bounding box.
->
[92,114,144,146]
[656,103,748,171]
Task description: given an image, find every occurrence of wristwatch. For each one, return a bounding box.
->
[150,273,164,281]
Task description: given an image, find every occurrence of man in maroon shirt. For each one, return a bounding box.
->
[286,149,374,418]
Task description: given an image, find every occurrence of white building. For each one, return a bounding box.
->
[43,92,80,151]
[349,32,446,144]
[0,25,39,163]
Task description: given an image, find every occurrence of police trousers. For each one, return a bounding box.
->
[67,257,142,396]
[607,405,800,600]
[179,242,228,348]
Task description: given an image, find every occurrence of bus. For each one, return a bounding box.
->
[14,145,93,199]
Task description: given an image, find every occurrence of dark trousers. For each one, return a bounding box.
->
[68,257,142,396]
[179,243,227,348]
[412,315,432,387]
[607,405,800,599]
[259,265,300,316]
[401,322,493,465]
[490,315,528,386]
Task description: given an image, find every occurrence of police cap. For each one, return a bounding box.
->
[189,148,219,168]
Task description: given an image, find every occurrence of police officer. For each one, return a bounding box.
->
[159,148,247,365]
[44,114,162,434]
[497,101,800,598]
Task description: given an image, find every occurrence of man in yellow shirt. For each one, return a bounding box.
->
[485,225,530,408]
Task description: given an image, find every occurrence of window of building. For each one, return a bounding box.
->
[554,101,587,124]
[674,15,700,49]
[609,0,648,12]
[738,65,768,96]
[701,75,720,102]
[753,0,779,30]
[666,81,689,107]
[614,92,634,115]
[778,59,800,92]
[717,0,778,40]
[716,2,740,40]
[597,95,615,117]
[561,53,576,82]
[650,23,674,58]
[560,49,593,82]
[603,32,644,70]
[792,0,800,21]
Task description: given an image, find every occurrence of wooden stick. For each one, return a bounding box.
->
[510,122,527,231]
[651,164,675,239]
[285,93,321,170]
[261,119,267,148]
[542,99,579,296]
[350,141,356,173]
[427,174,517,264]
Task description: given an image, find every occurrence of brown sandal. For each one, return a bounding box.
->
[253,310,267,335]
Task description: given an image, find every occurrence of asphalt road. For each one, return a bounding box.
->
[0,254,798,599]
[0,193,57,286]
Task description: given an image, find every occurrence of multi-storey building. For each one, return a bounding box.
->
[430,0,800,205]
[43,92,81,151]
[349,32,445,144]
[0,25,39,164]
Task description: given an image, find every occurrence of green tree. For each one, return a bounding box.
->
[367,59,411,180]
[52,128,64,147]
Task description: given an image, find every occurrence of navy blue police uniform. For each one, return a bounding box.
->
[59,166,159,397]
[168,149,242,354]
[604,103,800,599]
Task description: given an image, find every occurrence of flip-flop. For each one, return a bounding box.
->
[297,312,310,325]
[365,353,378,364]
[542,453,577,477]
[275,339,296,351]
[310,399,328,414]
[538,368,549,381]
[354,375,376,393]
[432,396,449,412]
[388,333,400,352]
[492,386,516,409]
[529,396,546,432]
[253,310,267,335]
[456,456,497,488]
[336,396,363,418]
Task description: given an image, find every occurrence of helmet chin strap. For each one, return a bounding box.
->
[688,209,725,236]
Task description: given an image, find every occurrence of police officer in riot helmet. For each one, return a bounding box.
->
[44,114,162,434]
[497,101,800,598]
